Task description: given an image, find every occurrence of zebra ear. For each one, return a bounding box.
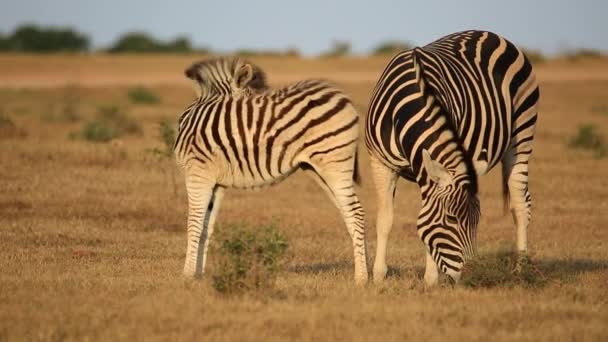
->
[422,149,453,187]
[185,63,204,97]
[235,63,254,89]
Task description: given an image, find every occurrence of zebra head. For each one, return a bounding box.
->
[418,149,480,283]
[184,57,268,98]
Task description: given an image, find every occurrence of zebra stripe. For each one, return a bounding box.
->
[175,57,368,283]
[365,30,539,285]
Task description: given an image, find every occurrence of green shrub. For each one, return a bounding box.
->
[73,106,141,143]
[148,118,176,158]
[568,124,606,158]
[82,121,115,142]
[128,86,161,104]
[211,223,289,295]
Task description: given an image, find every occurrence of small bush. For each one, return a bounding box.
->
[148,118,176,158]
[128,86,161,104]
[73,106,141,143]
[211,223,289,295]
[568,124,606,158]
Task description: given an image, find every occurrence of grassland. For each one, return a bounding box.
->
[1,54,607,341]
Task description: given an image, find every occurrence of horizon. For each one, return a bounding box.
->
[1,0,607,56]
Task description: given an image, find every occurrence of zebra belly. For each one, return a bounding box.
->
[214,160,296,189]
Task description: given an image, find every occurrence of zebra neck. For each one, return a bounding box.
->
[409,97,476,192]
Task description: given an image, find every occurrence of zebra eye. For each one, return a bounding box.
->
[446,215,458,224]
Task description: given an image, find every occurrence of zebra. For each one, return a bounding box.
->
[365,30,540,285]
[174,57,368,283]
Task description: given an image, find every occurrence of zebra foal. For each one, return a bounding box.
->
[174,57,368,283]
[365,30,540,285]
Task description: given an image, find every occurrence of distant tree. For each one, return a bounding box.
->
[0,33,10,51]
[372,40,413,55]
[108,32,199,53]
[322,40,351,57]
[165,36,193,53]
[0,24,89,52]
[108,32,164,53]
[521,48,546,65]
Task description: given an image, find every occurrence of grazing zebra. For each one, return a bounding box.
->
[174,57,368,283]
[365,30,540,285]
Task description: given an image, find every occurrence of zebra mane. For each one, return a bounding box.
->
[184,57,269,96]
[413,48,479,196]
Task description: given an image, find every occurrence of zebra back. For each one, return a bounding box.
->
[175,58,360,189]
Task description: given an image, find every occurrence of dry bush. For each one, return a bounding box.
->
[211,223,289,295]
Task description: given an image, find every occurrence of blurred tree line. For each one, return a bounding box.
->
[0,24,89,52]
[0,24,206,53]
[1,24,603,59]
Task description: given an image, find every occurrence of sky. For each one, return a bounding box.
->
[1,0,606,56]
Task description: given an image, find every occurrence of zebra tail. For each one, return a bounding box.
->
[501,161,510,215]
[353,151,361,185]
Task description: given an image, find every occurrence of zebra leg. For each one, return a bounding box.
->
[200,186,224,273]
[183,175,217,277]
[502,147,532,259]
[370,157,398,282]
[305,163,369,284]
[424,250,439,286]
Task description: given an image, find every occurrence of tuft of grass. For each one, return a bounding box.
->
[128,86,161,104]
[211,223,289,295]
[568,124,606,158]
[72,105,141,143]
[462,250,546,289]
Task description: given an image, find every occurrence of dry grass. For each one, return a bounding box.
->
[1,55,608,341]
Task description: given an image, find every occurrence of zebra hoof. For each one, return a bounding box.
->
[372,267,388,283]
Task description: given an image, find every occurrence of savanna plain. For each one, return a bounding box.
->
[1,54,607,341]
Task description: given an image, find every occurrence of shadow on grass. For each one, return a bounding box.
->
[380,251,608,289]
[288,252,608,289]
[460,251,607,288]
[288,261,352,275]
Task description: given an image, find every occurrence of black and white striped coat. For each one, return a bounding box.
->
[365,30,539,284]
[174,58,368,282]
